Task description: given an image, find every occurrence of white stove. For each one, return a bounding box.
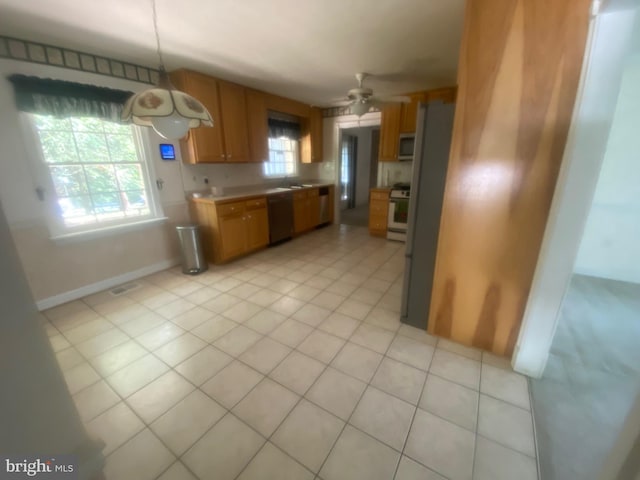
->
[387,184,410,242]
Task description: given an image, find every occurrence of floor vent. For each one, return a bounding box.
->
[109,282,140,296]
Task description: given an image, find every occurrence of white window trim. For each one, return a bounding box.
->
[263,137,299,179]
[21,114,165,240]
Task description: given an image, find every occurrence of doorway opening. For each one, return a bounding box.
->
[338,126,380,227]
[524,5,640,479]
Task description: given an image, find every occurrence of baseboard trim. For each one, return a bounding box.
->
[573,267,640,285]
[35,258,180,311]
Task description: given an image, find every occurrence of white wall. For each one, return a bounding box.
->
[0,57,321,306]
[574,39,640,284]
[377,161,414,187]
[0,199,104,475]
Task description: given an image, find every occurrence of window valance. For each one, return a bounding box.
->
[7,74,133,122]
[267,117,301,140]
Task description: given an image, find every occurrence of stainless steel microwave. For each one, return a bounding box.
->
[398,134,415,160]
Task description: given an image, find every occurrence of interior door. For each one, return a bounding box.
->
[340,134,357,210]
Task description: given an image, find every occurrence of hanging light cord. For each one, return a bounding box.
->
[152,0,165,69]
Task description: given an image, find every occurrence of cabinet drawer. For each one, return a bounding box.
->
[217,202,245,217]
[370,201,388,216]
[307,188,319,197]
[245,197,266,210]
[370,191,390,201]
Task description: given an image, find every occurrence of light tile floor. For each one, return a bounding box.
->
[44,225,538,480]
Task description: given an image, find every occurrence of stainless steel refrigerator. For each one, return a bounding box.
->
[400,101,455,329]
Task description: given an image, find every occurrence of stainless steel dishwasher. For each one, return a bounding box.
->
[318,186,331,225]
[267,192,294,245]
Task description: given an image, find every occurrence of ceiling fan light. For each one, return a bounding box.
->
[350,101,371,117]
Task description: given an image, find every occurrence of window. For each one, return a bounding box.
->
[263,137,299,178]
[29,114,161,236]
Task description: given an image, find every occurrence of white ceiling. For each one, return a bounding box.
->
[0,0,465,106]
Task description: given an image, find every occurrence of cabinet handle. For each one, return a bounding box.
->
[220,154,225,159]
[227,154,232,159]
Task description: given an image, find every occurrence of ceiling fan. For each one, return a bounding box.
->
[337,73,410,117]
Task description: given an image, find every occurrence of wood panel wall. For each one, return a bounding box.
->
[427,0,591,356]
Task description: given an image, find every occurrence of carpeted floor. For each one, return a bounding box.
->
[530,274,640,480]
[340,204,370,228]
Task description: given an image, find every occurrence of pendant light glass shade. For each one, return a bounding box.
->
[120,0,213,140]
[122,69,213,140]
[350,101,371,117]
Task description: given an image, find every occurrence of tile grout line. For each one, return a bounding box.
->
[390,333,441,480]
[311,313,406,479]
[48,227,408,479]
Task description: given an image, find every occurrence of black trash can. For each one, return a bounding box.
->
[176,225,208,274]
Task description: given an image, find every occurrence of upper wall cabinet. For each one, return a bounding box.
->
[170,70,225,164]
[217,80,251,163]
[170,70,323,164]
[301,107,323,163]
[170,70,253,164]
[245,89,269,163]
[378,103,402,162]
[379,86,457,162]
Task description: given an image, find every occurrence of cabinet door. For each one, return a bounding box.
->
[171,70,225,163]
[300,107,323,164]
[218,81,251,163]
[400,92,427,134]
[307,190,320,228]
[378,103,401,162]
[245,89,269,163]
[369,191,389,236]
[218,214,247,260]
[246,207,269,250]
[293,192,307,234]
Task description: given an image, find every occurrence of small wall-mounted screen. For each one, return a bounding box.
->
[159,144,176,160]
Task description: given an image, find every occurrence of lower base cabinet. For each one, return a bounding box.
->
[293,188,322,233]
[369,189,390,237]
[191,197,269,264]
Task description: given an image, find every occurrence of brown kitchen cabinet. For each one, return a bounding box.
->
[245,198,270,250]
[379,86,457,162]
[170,70,252,164]
[170,70,225,164]
[369,188,390,236]
[301,107,323,163]
[378,103,402,162]
[245,89,269,163]
[400,92,427,133]
[191,196,269,264]
[218,80,251,163]
[293,188,321,233]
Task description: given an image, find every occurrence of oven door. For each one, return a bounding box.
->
[388,197,409,230]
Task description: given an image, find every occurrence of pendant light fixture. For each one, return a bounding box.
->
[121,0,213,139]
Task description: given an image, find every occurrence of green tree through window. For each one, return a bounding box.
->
[32,114,152,229]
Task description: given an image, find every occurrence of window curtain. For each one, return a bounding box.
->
[268,118,301,140]
[7,74,133,122]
